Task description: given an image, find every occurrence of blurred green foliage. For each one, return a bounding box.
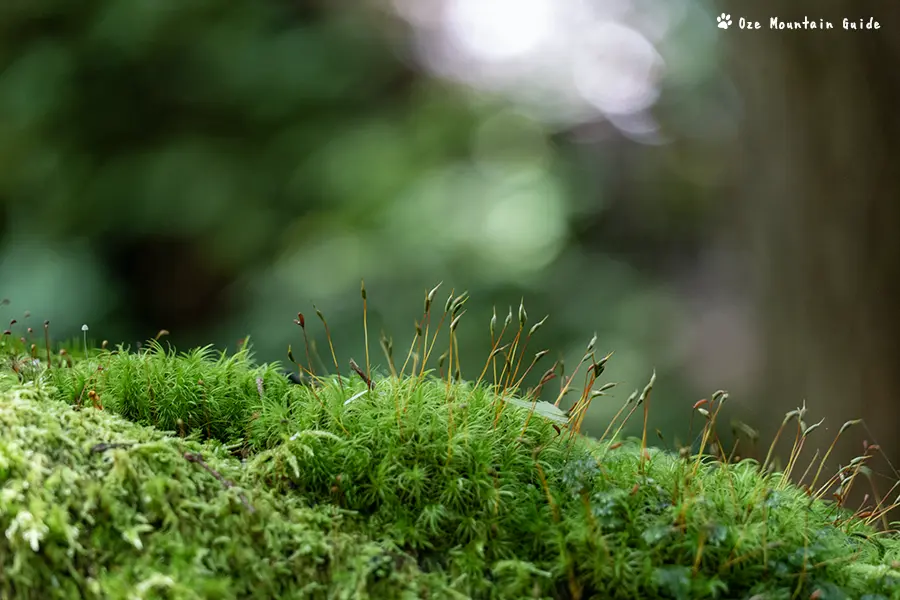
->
[0,0,727,441]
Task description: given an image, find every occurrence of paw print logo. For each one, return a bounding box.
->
[717,13,733,29]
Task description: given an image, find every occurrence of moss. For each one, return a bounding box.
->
[0,382,454,599]
[2,287,900,599]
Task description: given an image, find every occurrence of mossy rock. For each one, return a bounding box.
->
[2,290,900,599]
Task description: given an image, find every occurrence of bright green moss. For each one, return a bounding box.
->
[0,381,455,600]
[2,288,900,599]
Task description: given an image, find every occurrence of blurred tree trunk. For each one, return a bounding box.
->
[732,3,900,499]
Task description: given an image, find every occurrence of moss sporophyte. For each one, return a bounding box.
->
[0,283,899,599]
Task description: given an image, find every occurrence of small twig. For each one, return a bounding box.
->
[349,358,374,390]
[90,442,135,453]
[183,451,255,513]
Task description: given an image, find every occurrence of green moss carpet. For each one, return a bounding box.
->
[1,287,899,599]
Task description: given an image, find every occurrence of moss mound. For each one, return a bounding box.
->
[0,382,453,599]
[2,287,900,598]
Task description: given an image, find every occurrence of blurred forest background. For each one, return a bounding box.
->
[1,0,897,494]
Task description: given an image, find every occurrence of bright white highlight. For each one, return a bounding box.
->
[443,0,555,62]
[573,22,663,115]
[393,0,673,132]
